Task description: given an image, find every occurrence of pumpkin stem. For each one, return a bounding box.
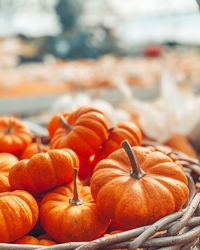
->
[4,121,15,134]
[36,135,42,153]
[59,116,72,131]
[122,140,145,179]
[69,168,83,206]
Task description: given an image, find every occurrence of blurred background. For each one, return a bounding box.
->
[0,0,200,152]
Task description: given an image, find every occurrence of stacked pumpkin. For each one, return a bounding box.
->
[0,106,189,247]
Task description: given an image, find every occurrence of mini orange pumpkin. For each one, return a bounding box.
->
[47,112,69,139]
[50,106,108,158]
[0,190,38,243]
[0,153,18,192]
[90,121,142,175]
[20,136,49,160]
[164,133,198,159]
[14,234,56,246]
[9,148,79,194]
[0,116,32,155]
[91,140,189,230]
[40,168,110,242]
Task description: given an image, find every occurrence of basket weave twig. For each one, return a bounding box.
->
[0,148,200,250]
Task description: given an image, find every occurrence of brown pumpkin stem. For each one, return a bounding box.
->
[36,135,42,153]
[122,140,145,179]
[69,168,83,206]
[4,121,15,134]
[108,127,114,133]
[59,115,72,131]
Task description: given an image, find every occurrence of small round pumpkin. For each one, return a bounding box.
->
[40,168,110,242]
[0,116,32,155]
[91,140,189,230]
[0,153,18,192]
[20,136,49,160]
[91,121,142,172]
[9,148,79,194]
[50,106,108,158]
[47,112,69,139]
[0,190,38,243]
[164,133,198,159]
[14,234,56,246]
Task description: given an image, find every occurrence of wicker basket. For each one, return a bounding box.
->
[0,146,200,250]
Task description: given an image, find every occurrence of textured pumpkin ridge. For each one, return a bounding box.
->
[116,123,142,145]
[113,178,176,228]
[13,192,39,226]
[144,163,187,183]
[68,107,107,128]
[114,180,150,225]
[12,196,34,232]
[75,113,108,133]
[39,152,57,189]
[110,129,139,146]
[24,160,40,192]
[151,176,189,209]
[0,202,10,242]
[0,196,32,242]
[71,126,102,154]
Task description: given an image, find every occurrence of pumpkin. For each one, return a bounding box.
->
[14,234,56,246]
[40,168,110,242]
[77,155,94,180]
[50,106,108,158]
[91,121,142,171]
[47,112,69,139]
[0,116,32,155]
[164,133,198,159]
[91,140,189,230]
[0,153,18,192]
[9,148,79,194]
[0,190,38,243]
[145,144,182,168]
[20,136,49,160]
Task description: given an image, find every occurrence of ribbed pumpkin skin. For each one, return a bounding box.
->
[0,116,32,155]
[0,153,18,192]
[20,143,49,160]
[40,184,110,243]
[91,146,189,230]
[9,149,79,194]
[14,235,56,246]
[0,190,39,243]
[50,106,108,158]
[92,121,142,168]
[47,112,69,139]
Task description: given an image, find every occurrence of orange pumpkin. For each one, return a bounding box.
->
[40,168,110,242]
[9,148,79,194]
[164,133,198,159]
[50,106,108,158]
[91,121,142,173]
[47,112,69,139]
[0,116,32,155]
[20,136,49,160]
[0,153,18,192]
[14,234,56,246]
[145,144,182,168]
[91,140,189,230]
[0,190,38,243]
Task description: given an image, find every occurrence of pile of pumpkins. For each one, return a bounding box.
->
[0,106,189,246]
